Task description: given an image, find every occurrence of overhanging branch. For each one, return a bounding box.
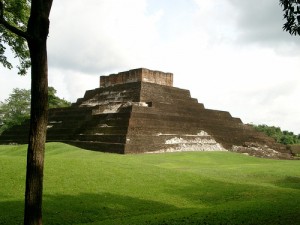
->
[0,0,29,40]
[0,19,29,39]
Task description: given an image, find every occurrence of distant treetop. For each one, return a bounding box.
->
[251,124,300,145]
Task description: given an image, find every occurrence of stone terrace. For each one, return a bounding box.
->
[100,68,173,87]
[0,68,292,158]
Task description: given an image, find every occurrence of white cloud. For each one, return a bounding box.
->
[48,0,161,74]
[48,68,98,102]
[0,67,31,102]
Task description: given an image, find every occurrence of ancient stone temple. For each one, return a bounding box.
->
[0,68,292,158]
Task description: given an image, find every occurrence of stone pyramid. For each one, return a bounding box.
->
[0,68,292,158]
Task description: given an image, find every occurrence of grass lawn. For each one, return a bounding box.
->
[0,143,300,225]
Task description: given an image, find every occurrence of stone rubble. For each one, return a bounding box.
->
[232,142,293,159]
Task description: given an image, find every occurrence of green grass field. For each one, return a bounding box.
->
[1,143,300,225]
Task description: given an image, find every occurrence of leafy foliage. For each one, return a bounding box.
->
[0,88,30,133]
[279,0,300,35]
[0,87,71,134]
[251,124,300,145]
[0,0,31,74]
[48,87,71,108]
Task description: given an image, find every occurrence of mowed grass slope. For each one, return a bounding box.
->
[0,143,300,225]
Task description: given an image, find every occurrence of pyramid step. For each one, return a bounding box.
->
[124,142,225,154]
[80,126,129,135]
[151,101,205,113]
[62,141,125,154]
[141,82,192,100]
[126,134,216,145]
[73,134,127,143]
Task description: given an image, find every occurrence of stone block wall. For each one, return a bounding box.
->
[0,68,292,158]
[100,68,173,87]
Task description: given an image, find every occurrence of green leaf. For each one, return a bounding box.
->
[0,0,30,74]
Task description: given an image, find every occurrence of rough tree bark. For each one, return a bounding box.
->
[24,1,53,225]
[24,1,53,224]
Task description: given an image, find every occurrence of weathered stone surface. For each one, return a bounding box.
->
[100,68,173,87]
[232,142,292,159]
[0,68,293,158]
[289,145,300,155]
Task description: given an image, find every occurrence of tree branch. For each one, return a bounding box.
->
[0,1,29,40]
[0,0,3,18]
[0,19,29,39]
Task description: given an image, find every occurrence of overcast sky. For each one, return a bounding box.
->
[1,0,300,134]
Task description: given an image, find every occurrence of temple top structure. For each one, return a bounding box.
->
[100,68,173,88]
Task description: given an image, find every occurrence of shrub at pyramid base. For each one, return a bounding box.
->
[0,68,292,159]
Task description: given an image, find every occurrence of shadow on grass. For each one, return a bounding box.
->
[43,192,181,224]
[275,176,300,190]
[0,192,179,225]
[1,178,300,225]
[159,178,300,225]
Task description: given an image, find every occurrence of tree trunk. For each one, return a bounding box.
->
[24,1,52,225]
[24,40,48,225]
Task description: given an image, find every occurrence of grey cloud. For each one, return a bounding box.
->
[226,0,300,51]
[48,41,128,75]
